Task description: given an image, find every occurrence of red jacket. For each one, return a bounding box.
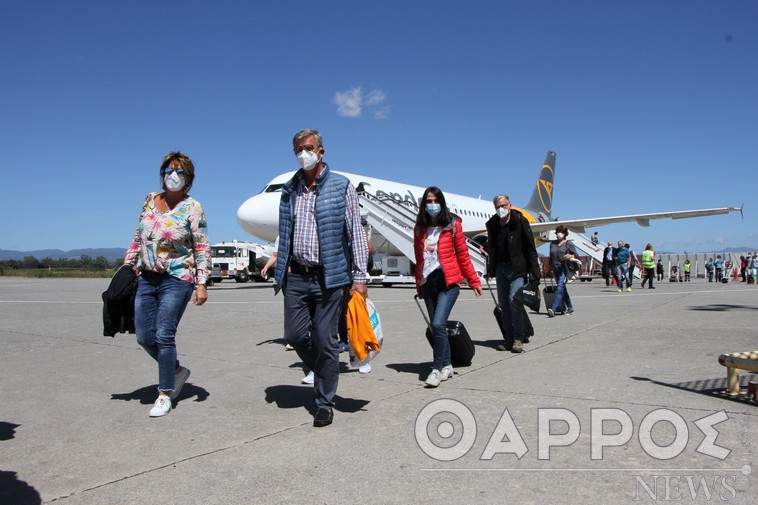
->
[414,218,482,294]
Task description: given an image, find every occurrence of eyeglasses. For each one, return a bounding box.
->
[293,144,320,155]
[163,167,185,175]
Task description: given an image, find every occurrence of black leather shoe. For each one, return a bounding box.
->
[313,408,333,427]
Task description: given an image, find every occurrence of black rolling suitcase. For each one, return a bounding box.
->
[414,295,474,367]
[486,277,533,349]
[543,277,566,314]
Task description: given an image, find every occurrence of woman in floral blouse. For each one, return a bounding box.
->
[124,151,210,417]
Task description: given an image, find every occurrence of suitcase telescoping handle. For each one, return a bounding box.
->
[484,256,499,308]
[413,294,434,332]
[484,276,499,308]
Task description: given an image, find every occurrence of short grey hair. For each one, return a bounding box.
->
[292,129,323,148]
[492,194,510,206]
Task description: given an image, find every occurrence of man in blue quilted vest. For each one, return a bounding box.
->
[274,129,368,427]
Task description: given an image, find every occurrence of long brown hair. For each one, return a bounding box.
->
[415,186,452,228]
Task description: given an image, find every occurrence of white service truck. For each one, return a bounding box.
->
[210,241,264,283]
[372,255,416,287]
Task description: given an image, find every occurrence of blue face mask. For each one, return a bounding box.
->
[426,204,441,217]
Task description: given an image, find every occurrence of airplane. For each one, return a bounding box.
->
[236,151,742,256]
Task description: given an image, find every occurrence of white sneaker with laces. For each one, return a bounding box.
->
[358,363,372,374]
[425,369,442,387]
[301,370,314,384]
[440,365,454,381]
[171,366,191,400]
[149,395,172,417]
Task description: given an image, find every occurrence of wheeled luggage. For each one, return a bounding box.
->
[486,278,533,349]
[414,295,474,367]
[543,278,566,314]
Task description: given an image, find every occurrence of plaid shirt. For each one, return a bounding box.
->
[291,176,368,283]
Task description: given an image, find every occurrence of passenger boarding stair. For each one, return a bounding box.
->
[358,190,488,280]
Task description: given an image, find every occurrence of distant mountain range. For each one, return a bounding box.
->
[0,248,127,262]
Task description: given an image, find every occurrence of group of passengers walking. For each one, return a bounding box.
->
[601,240,650,290]
[116,129,571,427]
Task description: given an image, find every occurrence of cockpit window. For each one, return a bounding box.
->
[263,183,284,193]
[211,247,235,257]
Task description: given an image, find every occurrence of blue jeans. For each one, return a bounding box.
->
[495,263,525,343]
[616,264,629,289]
[134,272,193,393]
[421,269,460,370]
[551,267,573,312]
[283,270,346,409]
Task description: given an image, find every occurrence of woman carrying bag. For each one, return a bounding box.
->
[547,225,576,317]
[413,186,482,388]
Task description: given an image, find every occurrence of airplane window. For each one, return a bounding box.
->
[264,184,284,193]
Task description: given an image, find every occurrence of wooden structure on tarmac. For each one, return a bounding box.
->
[718,351,758,399]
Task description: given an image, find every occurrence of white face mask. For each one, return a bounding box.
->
[164,172,185,192]
[556,232,565,240]
[497,207,509,219]
[296,150,319,171]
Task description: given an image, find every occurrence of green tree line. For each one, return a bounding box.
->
[0,255,119,277]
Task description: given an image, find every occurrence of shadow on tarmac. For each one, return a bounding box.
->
[0,421,20,441]
[256,338,287,347]
[264,385,370,415]
[0,471,41,505]
[631,374,758,405]
[687,304,758,312]
[0,422,42,505]
[385,362,432,381]
[110,383,210,404]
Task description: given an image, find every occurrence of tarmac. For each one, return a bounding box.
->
[1,275,757,505]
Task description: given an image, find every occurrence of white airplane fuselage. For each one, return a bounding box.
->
[236,170,505,245]
[236,152,739,258]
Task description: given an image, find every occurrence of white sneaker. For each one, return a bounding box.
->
[358,363,372,374]
[284,343,294,351]
[149,395,172,417]
[425,369,442,387]
[301,370,314,384]
[171,366,191,400]
[440,365,454,381]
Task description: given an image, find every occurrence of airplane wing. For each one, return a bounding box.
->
[529,206,743,234]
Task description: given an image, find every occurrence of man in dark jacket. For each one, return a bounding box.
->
[485,195,540,353]
[602,241,614,286]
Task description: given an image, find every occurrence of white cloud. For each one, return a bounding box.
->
[366,89,385,106]
[334,87,363,118]
[333,86,389,119]
[373,106,391,119]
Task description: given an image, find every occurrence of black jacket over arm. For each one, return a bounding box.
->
[102,265,137,337]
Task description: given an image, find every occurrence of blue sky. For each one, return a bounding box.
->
[1,1,756,254]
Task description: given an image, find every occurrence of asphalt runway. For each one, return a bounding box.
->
[1,276,757,504]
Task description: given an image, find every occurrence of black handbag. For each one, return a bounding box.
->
[514,277,541,312]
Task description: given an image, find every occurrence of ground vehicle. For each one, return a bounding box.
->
[210,241,264,283]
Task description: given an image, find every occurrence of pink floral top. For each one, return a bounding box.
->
[124,192,210,285]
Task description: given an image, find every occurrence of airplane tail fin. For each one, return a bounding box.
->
[524,151,556,220]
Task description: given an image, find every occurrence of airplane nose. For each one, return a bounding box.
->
[236,194,279,242]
